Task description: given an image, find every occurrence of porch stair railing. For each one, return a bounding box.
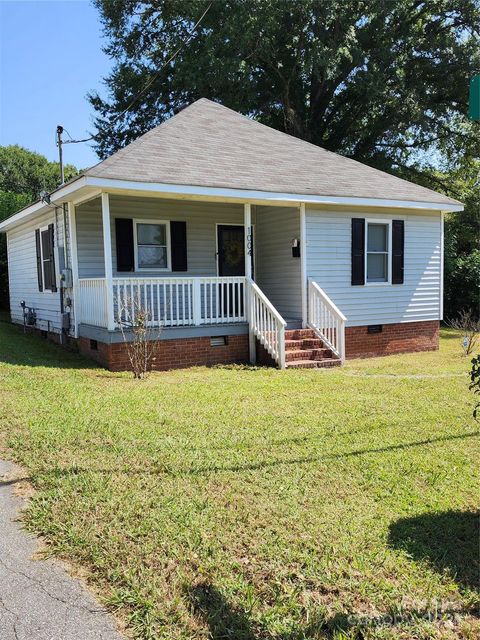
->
[307,280,347,363]
[246,278,287,369]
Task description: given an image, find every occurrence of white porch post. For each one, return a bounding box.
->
[101,192,115,331]
[300,202,307,327]
[244,203,256,363]
[244,203,252,280]
[67,201,79,338]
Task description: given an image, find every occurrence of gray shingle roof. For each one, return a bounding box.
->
[85,98,460,206]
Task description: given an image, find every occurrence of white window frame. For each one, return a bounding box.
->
[133,219,171,272]
[38,224,56,294]
[365,219,392,286]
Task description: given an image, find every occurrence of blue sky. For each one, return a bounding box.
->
[0,0,111,169]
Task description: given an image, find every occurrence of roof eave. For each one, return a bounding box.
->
[0,175,463,232]
[85,176,464,211]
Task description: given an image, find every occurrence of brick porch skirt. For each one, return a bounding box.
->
[345,320,439,359]
[78,334,249,372]
[77,320,439,371]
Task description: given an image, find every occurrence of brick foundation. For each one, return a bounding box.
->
[78,334,249,372]
[345,320,439,359]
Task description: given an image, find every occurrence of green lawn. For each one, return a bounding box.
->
[0,317,478,639]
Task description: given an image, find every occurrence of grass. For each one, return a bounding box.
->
[0,316,478,639]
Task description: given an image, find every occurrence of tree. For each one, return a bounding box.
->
[0,145,77,199]
[0,146,78,310]
[90,0,479,175]
[88,1,479,320]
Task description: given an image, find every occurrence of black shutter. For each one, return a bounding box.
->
[392,220,404,284]
[35,229,43,291]
[48,224,57,292]
[115,218,134,272]
[170,221,187,271]
[351,218,365,285]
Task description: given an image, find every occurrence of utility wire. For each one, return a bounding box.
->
[63,2,212,146]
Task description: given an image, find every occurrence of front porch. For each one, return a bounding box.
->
[70,191,345,368]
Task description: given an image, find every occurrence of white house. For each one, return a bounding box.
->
[0,99,463,370]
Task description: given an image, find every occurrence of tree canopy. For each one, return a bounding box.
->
[88,0,479,319]
[0,145,78,201]
[90,0,479,176]
[0,146,79,309]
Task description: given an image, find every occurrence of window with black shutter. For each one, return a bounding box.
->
[134,220,170,270]
[391,220,405,284]
[115,218,134,272]
[35,229,43,291]
[170,221,187,272]
[36,225,57,292]
[351,218,365,285]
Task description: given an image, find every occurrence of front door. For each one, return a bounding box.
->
[217,225,249,318]
[217,225,245,276]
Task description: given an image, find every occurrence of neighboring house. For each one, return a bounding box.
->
[0,99,463,370]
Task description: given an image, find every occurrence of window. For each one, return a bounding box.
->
[135,221,170,270]
[366,221,390,284]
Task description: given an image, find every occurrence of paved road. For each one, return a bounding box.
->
[0,459,124,640]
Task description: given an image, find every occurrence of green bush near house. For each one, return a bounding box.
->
[0,319,478,639]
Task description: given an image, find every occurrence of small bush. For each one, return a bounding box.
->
[446,310,479,356]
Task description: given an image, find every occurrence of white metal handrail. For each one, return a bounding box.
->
[246,278,287,368]
[308,280,347,363]
[77,276,246,328]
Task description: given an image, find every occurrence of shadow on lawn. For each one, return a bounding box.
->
[0,475,30,487]
[188,583,256,639]
[186,582,475,639]
[187,583,338,639]
[42,431,479,481]
[389,510,480,591]
[183,431,480,476]
[0,323,94,369]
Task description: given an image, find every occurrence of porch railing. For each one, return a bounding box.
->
[247,278,286,368]
[78,276,246,328]
[307,280,347,363]
[77,278,108,327]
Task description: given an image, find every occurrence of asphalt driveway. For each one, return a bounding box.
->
[0,459,124,640]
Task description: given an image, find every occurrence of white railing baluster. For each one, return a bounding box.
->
[307,280,347,363]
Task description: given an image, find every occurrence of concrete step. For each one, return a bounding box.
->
[286,358,341,369]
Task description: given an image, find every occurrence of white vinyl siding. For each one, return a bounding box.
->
[254,206,301,319]
[75,195,244,278]
[306,207,442,326]
[6,209,64,332]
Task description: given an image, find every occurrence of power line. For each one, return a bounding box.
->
[62,2,212,147]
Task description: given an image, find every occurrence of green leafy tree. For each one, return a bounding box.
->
[90,0,479,174]
[0,145,77,199]
[90,0,479,319]
[0,146,78,310]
